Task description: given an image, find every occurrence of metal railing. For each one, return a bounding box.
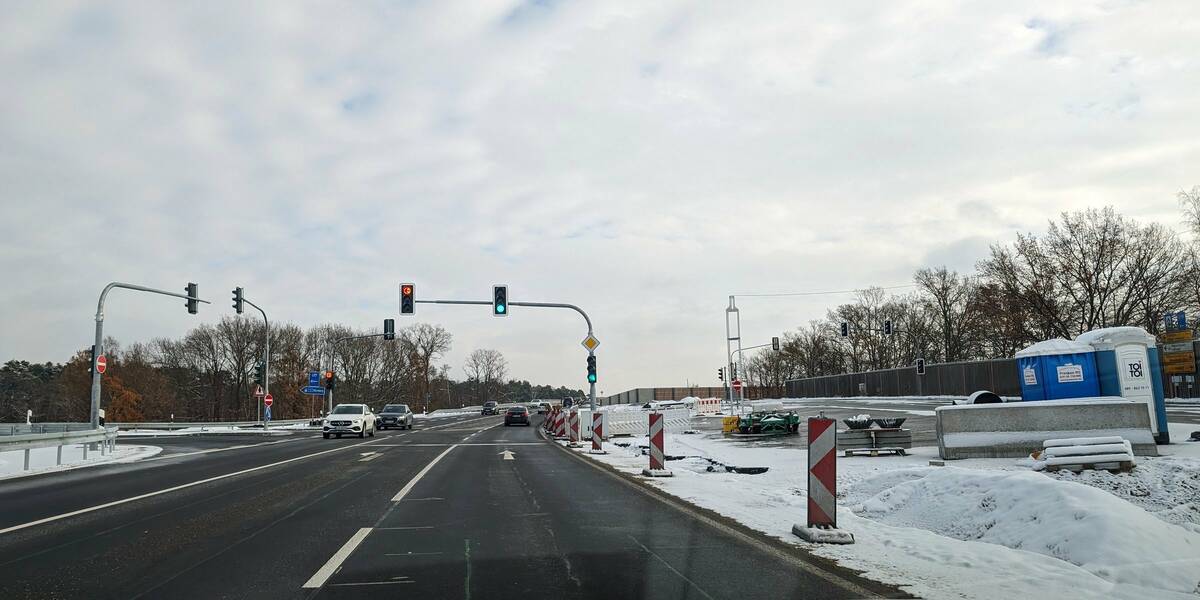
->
[0,423,98,436]
[0,425,120,473]
[111,418,312,431]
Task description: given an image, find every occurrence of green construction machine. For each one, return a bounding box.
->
[730,410,801,437]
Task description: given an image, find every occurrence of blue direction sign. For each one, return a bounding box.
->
[301,385,326,396]
[264,406,272,422]
[308,371,321,387]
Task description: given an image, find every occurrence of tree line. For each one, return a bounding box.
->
[742,200,1200,389]
[0,320,584,423]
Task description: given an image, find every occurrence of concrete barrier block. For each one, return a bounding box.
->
[936,398,1157,459]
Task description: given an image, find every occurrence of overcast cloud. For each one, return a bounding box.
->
[2,1,1198,394]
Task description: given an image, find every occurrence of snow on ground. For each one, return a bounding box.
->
[0,443,161,481]
[417,410,477,419]
[570,427,1200,599]
[1167,398,1200,405]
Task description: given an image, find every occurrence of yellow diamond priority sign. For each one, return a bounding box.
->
[581,334,600,351]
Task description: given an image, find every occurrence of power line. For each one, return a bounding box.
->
[733,284,917,298]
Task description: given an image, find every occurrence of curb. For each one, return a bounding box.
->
[536,425,911,599]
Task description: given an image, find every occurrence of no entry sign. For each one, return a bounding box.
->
[263,394,273,407]
[95,355,107,374]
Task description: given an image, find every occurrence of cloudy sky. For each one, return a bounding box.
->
[2,1,1198,394]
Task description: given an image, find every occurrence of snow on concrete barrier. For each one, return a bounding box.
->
[589,412,606,454]
[935,398,1157,459]
[604,408,690,437]
[793,416,853,544]
[641,412,672,477]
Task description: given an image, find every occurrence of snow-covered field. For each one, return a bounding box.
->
[0,443,161,481]
[119,425,300,437]
[417,410,478,419]
[566,424,1200,599]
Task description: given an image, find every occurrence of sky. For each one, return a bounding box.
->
[2,1,1198,395]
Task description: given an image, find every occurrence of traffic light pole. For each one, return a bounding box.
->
[243,298,269,427]
[416,299,598,411]
[90,282,208,428]
[726,296,742,410]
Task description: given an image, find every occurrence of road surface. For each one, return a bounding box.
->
[0,413,894,599]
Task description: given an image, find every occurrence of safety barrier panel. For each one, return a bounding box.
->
[641,412,672,477]
[602,408,690,437]
[791,417,854,544]
[590,412,606,453]
[693,397,721,415]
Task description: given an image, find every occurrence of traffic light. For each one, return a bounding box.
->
[731,363,738,380]
[772,336,780,351]
[400,283,415,315]
[493,285,508,316]
[383,318,395,340]
[186,283,199,314]
[916,358,926,376]
[717,367,724,382]
[586,355,597,383]
[253,360,266,385]
[324,370,336,389]
[884,320,893,335]
[232,287,244,314]
[840,322,849,337]
[88,345,96,375]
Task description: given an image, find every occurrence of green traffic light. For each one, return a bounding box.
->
[496,305,506,313]
[587,374,597,383]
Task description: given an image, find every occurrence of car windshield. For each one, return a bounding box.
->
[484,401,496,406]
[330,406,363,415]
[382,404,407,413]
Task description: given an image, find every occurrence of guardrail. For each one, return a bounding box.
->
[111,419,312,431]
[0,425,119,473]
[0,422,97,436]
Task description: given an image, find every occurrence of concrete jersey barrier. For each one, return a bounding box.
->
[935,397,1157,459]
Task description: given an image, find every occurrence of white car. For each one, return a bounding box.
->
[323,404,376,438]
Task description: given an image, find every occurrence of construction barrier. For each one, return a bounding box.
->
[641,412,672,477]
[604,408,691,437]
[694,397,721,415]
[568,409,582,446]
[792,416,853,544]
[555,409,567,439]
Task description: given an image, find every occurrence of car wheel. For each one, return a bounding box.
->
[323,433,330,439]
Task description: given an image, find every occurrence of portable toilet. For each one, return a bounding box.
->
[1015,339,1101,401]
[1076,327,1169,444]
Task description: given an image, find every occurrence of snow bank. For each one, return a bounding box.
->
[0,444,161,480]
[846,467,1200,595]
[571,429,1200,599]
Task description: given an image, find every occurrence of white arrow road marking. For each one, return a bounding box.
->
[359,452,381,462]
[499,450,515,460]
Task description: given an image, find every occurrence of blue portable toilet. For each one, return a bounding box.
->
[1076,327,1170,444]
[1015,339,1101,401]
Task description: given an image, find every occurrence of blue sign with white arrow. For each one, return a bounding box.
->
[301,386,326,396]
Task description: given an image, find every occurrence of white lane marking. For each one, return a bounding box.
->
[140,438,300,462]
[499,450,515,460]
[327,580,413,586]
[372,442,541,447]
[359,452,382,462]
[376,526,434,531]
[391,445,457,502]
[0,439,378,537]
[302,527,373,589]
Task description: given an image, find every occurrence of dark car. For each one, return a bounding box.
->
[482,401,499,416]
[377,403,413,430]
[504,406,530,426]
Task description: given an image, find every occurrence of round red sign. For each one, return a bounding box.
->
[264,394,273,407]
[732,379,743,390]
[95,355,107,374]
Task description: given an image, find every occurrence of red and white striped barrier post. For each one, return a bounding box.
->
[555,409,567,439]
[793,415,854,544]
[641,411,673,477]
[589,411,606,454]
[567,409,583,447]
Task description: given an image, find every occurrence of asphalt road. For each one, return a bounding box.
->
[0,413,893,599]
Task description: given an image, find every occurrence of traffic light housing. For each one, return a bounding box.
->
[253,360,266,385]
[383,318,395,340]
[840,322,849,337]
[916,358,926,376]
[772,336,780,351]
[493,285,508,316]
[88,345,96,375]
[186,283,199,314]
[717,367,724,382]
[324,370,336,389]
[586,355,597,383]
[884,320,893,335]
[232,287,244,314]
[400,283,415,315]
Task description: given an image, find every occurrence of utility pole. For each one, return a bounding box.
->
[91,282,208,428]
[244,297,269,427]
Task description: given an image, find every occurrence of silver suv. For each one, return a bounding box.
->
[378,403,413,430]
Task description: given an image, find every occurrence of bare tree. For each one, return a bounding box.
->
[402,324,453,409]
[1178,185,1200,237]
[464,349,508,402]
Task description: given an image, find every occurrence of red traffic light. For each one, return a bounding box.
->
[402,285,412,295]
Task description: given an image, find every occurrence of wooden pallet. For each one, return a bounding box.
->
[1044,460,1133,474]
[844,447,907,457]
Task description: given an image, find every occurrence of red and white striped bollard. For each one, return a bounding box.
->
[589,411,606,454]
[792,415,853,544]
[641,411,672,477]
